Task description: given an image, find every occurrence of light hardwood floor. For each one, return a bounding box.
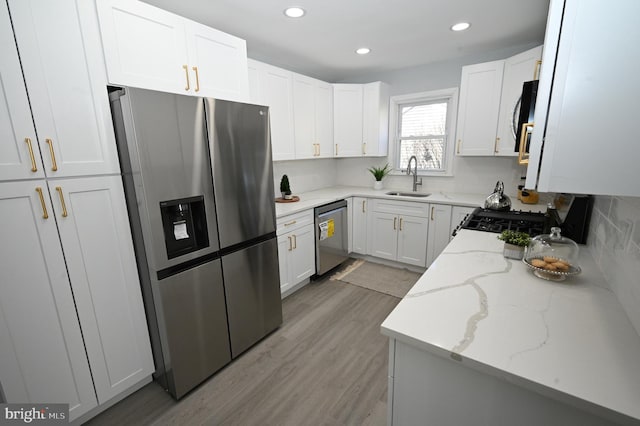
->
[86,276,401,425]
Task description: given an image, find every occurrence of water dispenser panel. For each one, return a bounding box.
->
[160,196,209,259]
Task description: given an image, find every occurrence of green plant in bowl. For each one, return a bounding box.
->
[497,230,531,247]
[368,163,391,181]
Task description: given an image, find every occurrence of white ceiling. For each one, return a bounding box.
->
[142,0,550,82]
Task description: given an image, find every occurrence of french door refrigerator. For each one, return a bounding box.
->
[109,87,282,399]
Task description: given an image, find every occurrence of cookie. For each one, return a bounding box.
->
[530,259,547,268]
[552,262,569,271]
[543,256,558,263]
[543,263,558,271]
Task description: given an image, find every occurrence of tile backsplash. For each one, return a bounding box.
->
[588,195,640,336]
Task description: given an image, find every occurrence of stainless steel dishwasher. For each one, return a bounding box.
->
[315,200,349,275]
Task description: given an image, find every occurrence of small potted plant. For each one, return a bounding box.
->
[498,230,531,260]
[280,174,292,200]
[368,163,391,190]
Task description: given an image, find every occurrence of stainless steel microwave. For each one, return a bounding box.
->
[515,80,538,165]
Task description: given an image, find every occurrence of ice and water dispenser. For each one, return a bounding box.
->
[160,196,209,259]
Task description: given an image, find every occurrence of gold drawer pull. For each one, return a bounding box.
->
[362,200,365,213]
[46,138,57,171]
[25,138,37,172]
[393,217,397,230]
[335,144,338,156]
[431,206,435,221]
[457,140,461,154]
[192,66,200,92]
[399,217,403,231]
[183,65,190,91]
[36,187,48,219]
[284,220,297,227]
[292,234,297,249]
[288,236,292,251]
[55,186,68,218]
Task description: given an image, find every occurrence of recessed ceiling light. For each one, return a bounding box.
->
[451,22,471,31]
[356,47,371,55]
[284,7,305,18]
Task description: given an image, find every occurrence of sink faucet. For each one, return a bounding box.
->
[406,155,423,192]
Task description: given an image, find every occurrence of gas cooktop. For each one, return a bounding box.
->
[459,207,546,236]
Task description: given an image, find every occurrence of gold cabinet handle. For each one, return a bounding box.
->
[431,206,435,221]
[335,144,338,156]
[362,142,366,155]
[25,138,37,172]
[192,66,200,92]
[182,65,190,91]
[288,236,292,251]
[362,200,365,213]
[45,138,58,171]
[393,217,397,230]
[35,187,48,219]
[399,217,403,231]
[284,220,297,227]
[518,122,533,165]
[55,186,68,218]
[534,60,542,80]
[457,140,461,154]
[494,137,500,153]
[292,234,297,249]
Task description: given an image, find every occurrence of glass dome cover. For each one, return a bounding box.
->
[524,227,581,281]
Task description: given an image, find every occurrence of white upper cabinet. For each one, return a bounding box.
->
[0,4,43,181]
[456,60,505,156]
[363,82,390,157]
[0,180,97,421]
[7,0,120,178]
[495,46,543,156]
[334,82,390,158]
[96,0,249,102]
[334,84,364,157]
[292,73,334,159]
[526,0,640,196]
[248,60,295,161]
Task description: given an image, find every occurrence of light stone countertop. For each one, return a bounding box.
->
[275,186,549,218]
[381,229,640,424]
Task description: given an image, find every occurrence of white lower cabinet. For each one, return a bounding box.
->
[351,197,368,254]
[0,177,154,421]
[53,176,154,403]
[368,200,429,267]
[426,204,452,267]
[277,210,316,295]
[0,180,97,420]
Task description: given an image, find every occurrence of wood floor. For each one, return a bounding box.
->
[86,275,401,426]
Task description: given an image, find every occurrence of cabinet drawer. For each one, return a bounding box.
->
[370,199,429,217]
[277,210,314,235]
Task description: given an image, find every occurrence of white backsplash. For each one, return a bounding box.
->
[588,195,640,337]
[272,158,337,197]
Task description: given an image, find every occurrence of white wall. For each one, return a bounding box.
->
[588,196,640,337]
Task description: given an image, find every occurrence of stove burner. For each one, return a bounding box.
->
[458,207,546,236]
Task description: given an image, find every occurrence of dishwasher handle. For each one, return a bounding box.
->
[317,206,347,219]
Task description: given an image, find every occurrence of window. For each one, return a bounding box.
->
[389,88,458,176]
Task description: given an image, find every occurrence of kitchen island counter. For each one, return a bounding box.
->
[275,186,548,218]
[381,229,640,425]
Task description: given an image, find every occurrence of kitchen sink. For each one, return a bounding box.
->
[385,191,431,198]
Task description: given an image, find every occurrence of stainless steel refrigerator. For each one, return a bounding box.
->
[109,87,282,399]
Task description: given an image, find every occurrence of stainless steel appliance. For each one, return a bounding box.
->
[455,208,546,236]
[314,200,349,275]
[109,87,282,399]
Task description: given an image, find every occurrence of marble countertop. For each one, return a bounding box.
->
[381,229,640,423]
[275,186,549,218]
